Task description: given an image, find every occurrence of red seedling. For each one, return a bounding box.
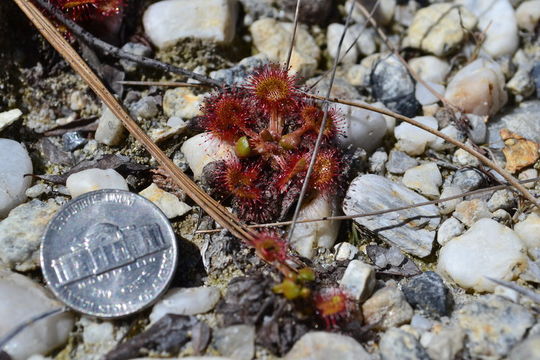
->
[250,230,288,264]
[201,90,250,144]
[50,0,122,22]
[314,288,354,329]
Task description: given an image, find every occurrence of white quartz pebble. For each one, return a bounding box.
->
[0,139,32,218]
[339,260,376,302]
[149,286,221,323]
[181,132,234,180]
[516,0,540,32]
[95,106,125,146]
[0,270,74,360]
[415,82,445,105]
[290,194,340,259]
[458,0,518,58]
[402,163,442,198]
[139,183,191,219]
[335,101,387,153]
[327,23,358,64]
[408,56,450,84]
[0,109,22,132]
[445,58,507,116]
[143,0,237,48]
[66,168,128,198]
[514,212,540,250]
[437,218,527,292]
[394,116,438,155]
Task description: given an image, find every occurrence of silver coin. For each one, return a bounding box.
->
[41,189,177,318]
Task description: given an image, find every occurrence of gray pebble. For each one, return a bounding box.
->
[402,271,453,318]
[386,150,419,174]
[380,327,430,360]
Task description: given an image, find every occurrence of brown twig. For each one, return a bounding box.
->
[308,94,540,208]
[13,0,256,243]
[195,177,540,233]
[117,80,209,88]
[32,0,222,87]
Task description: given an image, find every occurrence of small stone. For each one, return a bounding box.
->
[0,270,74,360]
[514,212,540,250]
[438,185,463,215]
[95,105,125,146]
[369,150,388,174]
[139,183,191,219]
[250,18,320,78]
[488,101,540,148]
[437,218,527,292]
[143,0,238,48]
[466,114,487,145]
[181,133,234,180]
[66,168,129,198]
[415,82,445,106]
[334,102,387,153]
[119,42,152,72]
[149,286,221,323]
[458,0,518,58]
[279,0,335,25]
[386,150,418,174]
[339,260,376,302]
[380,327,430,360]
[518,168,538,188]
[508,333,540,360]
[362,285,413,330]
[408,56,450,84]
[500,129,539,173]
[456,295,534,358]
[437,217,465,246]
[507,68,536,98]
[386,245,405,266]
[213,325,255,360]
[327,23,358,64]
[334,242,359,261]
[210,54,270,85]
[283,332,371,360]
[488,189,516,212]
[0,199,59,271]
[0,109,22,131]
[402,163,442,198]
[343,175,440,257]
[428,125,463,151]
[131,96,159,119]
[306,76,361,100]
[290,195,340,259]
[62,131,87,151]
[452,148,481,167]
[451,168,486,191]
[410,314,433,332]
[25,183,50,198]
[516,0,540,32]
[371,54,420,117]
[445,58,507,116]
[402,271,453,318]
[354,27,377,56]
[420,324,465,360]
[163,88,204,119]
[453,199,492,227]
[0,139,33,218]
[406,3,476,56]
[394,116,438,156]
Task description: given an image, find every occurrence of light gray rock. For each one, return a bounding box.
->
[394,116,438,156]
[339,260,376,302]
[466,113,487,145]
[327,23,358,64]
[139,184,191,219]
[452,148,481,167]
[0,199,59,271]
[119,42,152,72]
[438,185,463,215]
[130,96,159,119]
[508,333,540,360]
[408,56,450,84]
[0,270,74,360]
[335,102,387,153]
[362,285,413,330]
[402,163,442,198]
[213,325,255,360]
[369,150,388,174]
[420,324,465,360]
[380,327,430,360]
[162,88,204,119]
[210,54,270,85]
[514,212,540,250]
[437,217,465,246]
[453,199,492,227]
[334,242,359,261]
[0,139,33,218]
[386,150,418,174]
[95,106,125,146]
[415,82,445,106]
[343,175,440,257]
[283,332,371,360]
[0,109,22,132]
[149,286,221,323]
[488,189,516,212]
[405,3,476,56]
[143,0,238,48]
[451,168,486,191]
[488,101,540,148]
[458,0,518,58]
[445,58,507,116]
[456,296,534,358]
[66,168,129,198]
[437,218,527,292]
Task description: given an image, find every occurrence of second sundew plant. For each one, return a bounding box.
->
[200,64,354,328]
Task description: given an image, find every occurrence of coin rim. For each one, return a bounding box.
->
[40,189,178,319]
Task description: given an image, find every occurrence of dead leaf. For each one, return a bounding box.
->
[500,129,540,173]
